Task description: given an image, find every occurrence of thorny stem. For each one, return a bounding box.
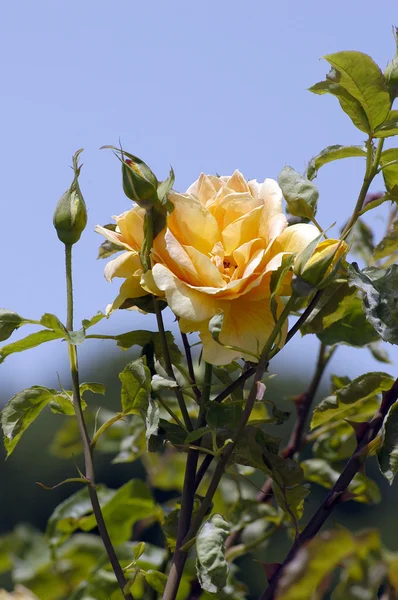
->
[162,298,294,600]
[257,343,335,504]
[163,363,213,600]
[181,332,201,401]
[260,377,398,600]
[341,137,384,237]
[65,244,133,600]
[153,298,193,432]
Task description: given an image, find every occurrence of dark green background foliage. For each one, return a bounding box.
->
[1,348,397,599]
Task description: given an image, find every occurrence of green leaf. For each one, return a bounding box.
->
[274,529,357,600]
[331,530,383,600]
[278,166,319,219]
[1,386,58,456]
[317,302,380,347]
[307,145,366,180]
[47,480,158,547]
[196,514,230,594]
[47,486,112,547]
[145,398,160,449]
[113,330,182,364]
[311,372,394,428]
[48,383,102,416]
[309,79,370,133]
[373,220,398,261]
[377,402,398,484]
[40,313,67,334]
[49,391,77,416]
[229,426,308,520]
[98,239,124,259]
[367,342,391,363]
[0,309,34,342]
[324,51,390,131]
[302,459,381,504]
[112,417,146,464]
[374,109,398,137]
[157,165,175,202]
[144,570,168,594]
[207,402,242,431]
[80,480,158,543]
[119,359,151,415]
[269,254,295,320]
[379,148,398,191]
[184,427,212,444]
[348,263,398,344]
[97,225,124,259]
[81,312,107,330]
[302,283,379,347]
[350,219,375,264]
[0,330,64,363]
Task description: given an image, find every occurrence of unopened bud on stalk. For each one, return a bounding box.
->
[293,238,348,295]
[121,153,159,209]
[385,26,398,101]
[53,149,87,245]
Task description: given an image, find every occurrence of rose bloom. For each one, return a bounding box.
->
[97,171,321,365]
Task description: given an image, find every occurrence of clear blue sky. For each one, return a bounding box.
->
[1,0,398,394]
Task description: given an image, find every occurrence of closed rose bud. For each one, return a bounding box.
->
[53,149,87,245]
[295,238,348,290]
[385,27,398,100]
[121,154,159,209]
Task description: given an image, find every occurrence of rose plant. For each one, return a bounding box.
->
[1,34,398,600]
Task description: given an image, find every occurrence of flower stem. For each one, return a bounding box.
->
[162,362,212,600]
[65,244,132,600]
[153,299,193,431]
[181,332,201,402]
[163,299,294,600]
[341,137,384,237]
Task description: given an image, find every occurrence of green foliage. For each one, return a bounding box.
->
[377,402,398,484]
[348,262,398,344]
[379,148,398,191]
[119,359,151,415]
[0,330,64,363]
[196,514,230,593]
[302,459,381,504]
[309,51,390,133]
[306,145,366,180]
[302,283,380,346]
[278,166,319,219]
[374,109,398,137]
[0,309,33,342]
[373,220,398,262]
[2,386,62,456]
[108,329,182,364]
[311,372,394,428]
[47,480,159,547]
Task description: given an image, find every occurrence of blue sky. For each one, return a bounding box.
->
[1,0,398,394]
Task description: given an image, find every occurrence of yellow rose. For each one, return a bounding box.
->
[96,205,150,311]
[97,170,320,364]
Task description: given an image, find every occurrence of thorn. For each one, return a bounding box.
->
[344,419,369,442]
[262,562,281,582]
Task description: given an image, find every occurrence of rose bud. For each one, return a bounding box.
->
[53,149,87,245]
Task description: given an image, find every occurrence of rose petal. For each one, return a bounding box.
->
[104,251,142,282]
[152,264,218,322]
